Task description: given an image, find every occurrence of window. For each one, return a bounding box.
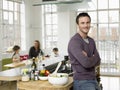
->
[0,0,25,51]
[78,0,120,74]
[42,4,58,49]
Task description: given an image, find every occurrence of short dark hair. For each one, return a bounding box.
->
[76,12,91,24]
[13,45,20,51]
[53,48,58,51]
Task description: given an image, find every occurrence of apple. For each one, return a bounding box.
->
[44,70,50,76]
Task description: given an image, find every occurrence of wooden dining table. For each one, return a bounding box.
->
[3,59,32,68]
[0,67,73,90]
[0,67,21,81]
[17,77,73,90]
[4,56,64,68]
[1,56,74,90]
[0,67,22,90]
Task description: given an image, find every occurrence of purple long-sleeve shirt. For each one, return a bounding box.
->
[68,33,101,80]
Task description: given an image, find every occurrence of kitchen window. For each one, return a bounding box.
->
[42,4,58,49]
[0,0,25,51]
[78,0,120,74]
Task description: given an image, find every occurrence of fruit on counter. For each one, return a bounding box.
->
[39,70,50,76]
[45,70,50,76]
[21,69,29,75]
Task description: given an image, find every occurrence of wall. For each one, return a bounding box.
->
[57,11,76,55]
[25,0,42,53]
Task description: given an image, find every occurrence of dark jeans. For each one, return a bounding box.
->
[74,79,100,90]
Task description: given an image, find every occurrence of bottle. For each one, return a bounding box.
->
[39,64,46,76]
[34,71,39,81]
[30,70,34,80]
[31,57,37,73]
[40,64,46,70]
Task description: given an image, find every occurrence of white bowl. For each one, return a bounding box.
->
[39,76,48,80]
[48,73,68,86]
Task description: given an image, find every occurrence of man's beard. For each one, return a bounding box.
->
[80,29,88,35]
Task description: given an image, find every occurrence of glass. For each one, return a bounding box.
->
[9,1,13,11]
[98,11,108,23]
[98,24,108,40]
[109,0,119,9]
[14,12,18,23]
[3,0,8,10]
[21,27,26,51]
[45,14,52,24]
[88,12,97,23]
[21,13,25,25]
[52,14,57,24]
[53,30,58,35]
[53,37,58,41]
[88,24,97,40]
[46,41,51,48]
[109,24,119,41]
[46,37,52,41]
[15,2,18,11]
[3,11,8,20]
[109,11,119,23]
[52,4,57,12]
[9,12,13,24]
[20,3,24,13]
[98,0,108,9]
[45,4,52,12]
[46,25,52,35]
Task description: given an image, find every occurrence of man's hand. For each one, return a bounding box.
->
[82,51,87,56]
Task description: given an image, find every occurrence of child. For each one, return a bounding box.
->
[53,48,59,57]
[12,45,21,63]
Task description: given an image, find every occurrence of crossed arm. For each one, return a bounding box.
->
[68,40,101,68]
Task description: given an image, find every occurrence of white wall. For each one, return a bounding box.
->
[58,11,77,55]
[25,0,42,52]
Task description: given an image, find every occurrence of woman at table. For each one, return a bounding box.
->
[12,45,21,63]
[29,40,44,59]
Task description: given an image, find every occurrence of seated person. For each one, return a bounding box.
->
[52,48,59,57]
[29,40,44,59]
[12,45,21,63]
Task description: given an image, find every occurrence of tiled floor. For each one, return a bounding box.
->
[0,76,120,90]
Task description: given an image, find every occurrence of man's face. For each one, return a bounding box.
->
[78,16,91,34]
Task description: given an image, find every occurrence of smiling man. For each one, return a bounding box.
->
[68,12,101,90]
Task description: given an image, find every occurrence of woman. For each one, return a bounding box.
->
[12,45,21,63]
[29,40,44,59]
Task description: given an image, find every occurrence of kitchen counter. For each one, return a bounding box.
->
[0,67,21,81]
[4,56,64,68]
[17,77,73,90]
[0,56,65,81]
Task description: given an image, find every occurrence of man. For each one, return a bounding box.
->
[68,12,101,90]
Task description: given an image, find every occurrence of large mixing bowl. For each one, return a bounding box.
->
[48,73,68,86]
